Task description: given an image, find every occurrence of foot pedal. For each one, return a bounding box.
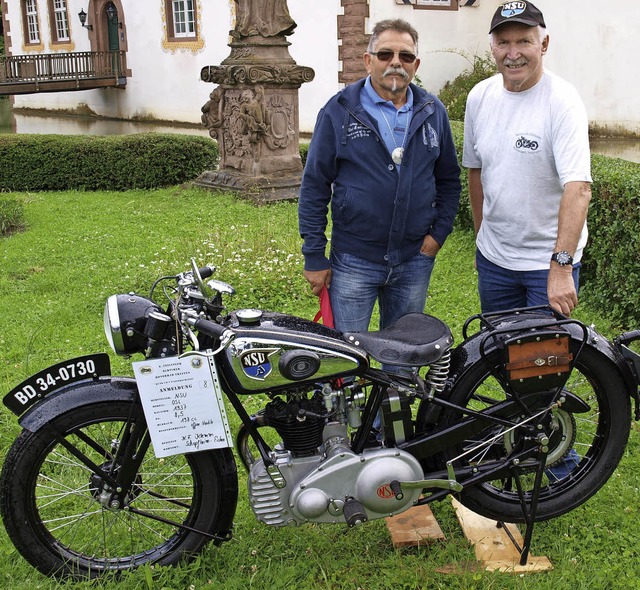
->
[343,497,367,527]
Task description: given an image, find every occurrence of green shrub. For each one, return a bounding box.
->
[436,51,495,233]
[0,197,26,236]
[299,142,309,166]
[438,51,497,122]
[580,155,640,328]
[449,121,471,232]
[0,133,219,191]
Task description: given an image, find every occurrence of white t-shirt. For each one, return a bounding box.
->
[463,71,592,271]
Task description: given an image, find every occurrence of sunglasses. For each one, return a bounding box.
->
[369,50,417,64]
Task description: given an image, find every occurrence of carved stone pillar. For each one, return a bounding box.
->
[198,2,314,201]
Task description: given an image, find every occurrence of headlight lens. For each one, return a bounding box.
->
[103,294,163,355]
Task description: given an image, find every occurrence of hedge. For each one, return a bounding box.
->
[0,133,218,191]
[580,155,640,328]
[450,121,473,232]
[449,121,640,329]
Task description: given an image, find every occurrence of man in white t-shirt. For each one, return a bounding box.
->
[462,1,592,317]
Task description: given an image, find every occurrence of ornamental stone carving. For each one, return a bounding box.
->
[201,64,314,86]
[197,0,314,200]
[232,0,296,39]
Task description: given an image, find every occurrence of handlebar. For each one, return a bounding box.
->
[193,317,228,338]
[199,265,214,280]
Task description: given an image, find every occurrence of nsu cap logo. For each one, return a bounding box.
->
[501,2,527,17]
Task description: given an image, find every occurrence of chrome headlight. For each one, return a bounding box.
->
[103,294,163,355]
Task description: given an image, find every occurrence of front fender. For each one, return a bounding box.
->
[19,377,138,433]
[447,313,638,406]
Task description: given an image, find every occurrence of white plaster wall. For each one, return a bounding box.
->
[6,1,640,134]
[542,1,640,135]
[288,0,342,133]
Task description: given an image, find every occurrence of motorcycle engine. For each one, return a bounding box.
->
[247,390,424,527]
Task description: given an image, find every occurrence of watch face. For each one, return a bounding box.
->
[554,251,572,265]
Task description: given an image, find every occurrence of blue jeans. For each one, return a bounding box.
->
[476,250,580,313]
[329,250,435,333]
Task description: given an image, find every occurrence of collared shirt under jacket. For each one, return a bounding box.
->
[299,79,461,271]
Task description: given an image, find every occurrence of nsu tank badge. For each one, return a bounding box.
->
[239,348,279,380]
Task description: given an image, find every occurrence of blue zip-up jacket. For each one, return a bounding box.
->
[299,79,461,270]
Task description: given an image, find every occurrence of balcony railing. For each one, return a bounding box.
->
[0,51,127,95]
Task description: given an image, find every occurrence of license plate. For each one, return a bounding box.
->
[3,354,111,416]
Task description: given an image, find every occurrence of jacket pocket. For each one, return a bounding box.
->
[332,186,392,238]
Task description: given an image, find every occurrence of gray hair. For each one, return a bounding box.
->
[367,19,419,54]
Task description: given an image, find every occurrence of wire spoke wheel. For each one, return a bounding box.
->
[1,399,237,579]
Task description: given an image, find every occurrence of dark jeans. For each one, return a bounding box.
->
[476,249,580,313]
[329,249,435,333]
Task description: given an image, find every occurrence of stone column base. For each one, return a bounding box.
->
[194,169,302,203]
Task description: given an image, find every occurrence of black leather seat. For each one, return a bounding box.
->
[342,313,453,367]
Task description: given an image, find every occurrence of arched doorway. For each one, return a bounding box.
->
[86,0,127,54]
[85,0,128,79]
[105,2,120,51]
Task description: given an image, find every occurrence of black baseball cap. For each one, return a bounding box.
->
[489,2,546,33]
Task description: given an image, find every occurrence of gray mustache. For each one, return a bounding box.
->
[383,67,409,80]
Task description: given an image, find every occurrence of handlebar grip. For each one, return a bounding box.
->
[616,330,640,346]
[194,318,227,338]
[199,265,214,280]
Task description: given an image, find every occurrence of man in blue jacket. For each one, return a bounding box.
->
[299,19,461,333]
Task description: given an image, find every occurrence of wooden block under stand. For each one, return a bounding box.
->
[385,504,446,548]
[448,498,553,573]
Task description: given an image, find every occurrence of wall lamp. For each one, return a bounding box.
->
[78,9,93,31]
[106,4,123,29]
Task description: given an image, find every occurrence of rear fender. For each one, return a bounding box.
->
[19,377,138,433]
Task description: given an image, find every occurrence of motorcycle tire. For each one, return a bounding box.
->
[0,399,238,580]
[436,344,631,522]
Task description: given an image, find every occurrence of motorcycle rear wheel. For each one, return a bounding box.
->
[0,400,238,579]
[437,345,631,522]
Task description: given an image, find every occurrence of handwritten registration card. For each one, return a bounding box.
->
[133,354,232,458]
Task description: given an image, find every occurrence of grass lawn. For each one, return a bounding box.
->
[0,186,638,590]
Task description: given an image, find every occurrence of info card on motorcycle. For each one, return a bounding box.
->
[133,355,232,458]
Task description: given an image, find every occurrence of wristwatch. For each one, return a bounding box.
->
[551,251,574,266]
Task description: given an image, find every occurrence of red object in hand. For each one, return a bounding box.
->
[313,286,334,328]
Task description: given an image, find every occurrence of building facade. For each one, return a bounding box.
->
[1,0,639,135]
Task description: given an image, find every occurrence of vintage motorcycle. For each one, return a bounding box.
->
[2,259,639,579]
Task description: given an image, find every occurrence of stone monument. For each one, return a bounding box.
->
[198,0,314,200]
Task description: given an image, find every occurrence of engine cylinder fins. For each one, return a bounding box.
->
[264,397,326,456]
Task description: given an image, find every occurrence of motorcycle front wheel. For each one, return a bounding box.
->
[0,399,238,580]
[435,344,631,522]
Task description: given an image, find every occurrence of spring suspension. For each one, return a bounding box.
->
[424,349,451,396]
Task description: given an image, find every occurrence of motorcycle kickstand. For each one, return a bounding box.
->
[496,450,548,566]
